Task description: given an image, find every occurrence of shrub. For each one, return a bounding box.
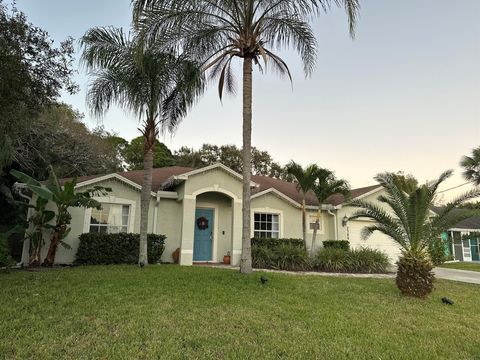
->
[428,237,447,266]
[315,247,390,273]
[396,253,434,298]
[251,238,311,271]
[0,235,14,270]
[315,248,350,272]
[348,248,390,273]
[251,237,304,248]
[75,233,166,265]
[322,240,350,251]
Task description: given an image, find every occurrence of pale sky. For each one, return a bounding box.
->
[15,0,480,200]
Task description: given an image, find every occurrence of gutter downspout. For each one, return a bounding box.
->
[153,191,161,234]
[327,208,338,241]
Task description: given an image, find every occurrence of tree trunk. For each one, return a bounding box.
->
[240,56,253,274]
[311,210,320,254]
[42,225,64,266]
[302,198,307,252]
[139,138,154,266]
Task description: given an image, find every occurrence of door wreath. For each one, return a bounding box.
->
[196,216,209,230]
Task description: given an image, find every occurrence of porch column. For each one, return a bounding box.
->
[231,199,243,266]
[179,196,196,266]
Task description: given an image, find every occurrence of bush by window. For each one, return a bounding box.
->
[75,233,165,265]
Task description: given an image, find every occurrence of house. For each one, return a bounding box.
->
[20,163,402,266]
[437,208,480,262]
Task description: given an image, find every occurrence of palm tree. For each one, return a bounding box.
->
[81,27,204,265]
[348,171,480,298]
[133,0,360,273]
[460,146,480,186]
[285,161,320,251]
[311,169,350,252]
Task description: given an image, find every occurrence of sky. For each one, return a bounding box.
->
[14,0,480,200]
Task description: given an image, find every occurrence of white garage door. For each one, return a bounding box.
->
[347,220,402,263]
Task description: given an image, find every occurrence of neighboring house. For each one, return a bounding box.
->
[435,207,480,262]
[20,163,401,266]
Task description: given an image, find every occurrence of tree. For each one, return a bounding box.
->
[133,0,359,274]
[14,103,123,180]
[311,169,350,252]
[392,171,418,194]
[0,1,77,170]
[460,146,480,186]
[11,167,110,266]
[285,161,320,251]
[348,171,480,298]
[122,136,175,170]
[81,27,204,265]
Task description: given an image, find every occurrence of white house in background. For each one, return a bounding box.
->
[21,163,403,266]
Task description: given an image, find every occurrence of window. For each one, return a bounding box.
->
[254,213,279,238]
[89,204,130,233]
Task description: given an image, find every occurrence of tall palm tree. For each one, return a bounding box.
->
[81,27,204,265]
[285,161,320,251]
[311,168,350,252]
[460,146,480,186]
[133,0,360,273]
[348,171,480,298]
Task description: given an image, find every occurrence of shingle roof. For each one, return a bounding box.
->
[325,184,382,206]
[68,165,379,207]
[431,206,480,230]
[251,175,319,206]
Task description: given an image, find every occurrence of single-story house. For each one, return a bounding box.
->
[20,163,403,266]
[439,209,480,262]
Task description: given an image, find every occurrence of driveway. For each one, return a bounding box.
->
[434,267,480,285]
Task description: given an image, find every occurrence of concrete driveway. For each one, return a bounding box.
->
[434,267,480,285]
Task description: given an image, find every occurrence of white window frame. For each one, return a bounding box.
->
[251,207,283,239]
[83,196,136,233]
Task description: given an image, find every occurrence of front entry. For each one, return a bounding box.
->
[193,208,214,261]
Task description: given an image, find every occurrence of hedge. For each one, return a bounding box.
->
[75,233,166,265]
[251,238,310,271]
[322,240,350,251]
[251,237,304,248]
[315,247,390,273]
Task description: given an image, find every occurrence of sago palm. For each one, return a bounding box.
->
[460,146,480,186]
[285,161,320,251]
[348,171,480,297]
[81,27,204,265]
[133,0,360,273]
[311,169,350,252]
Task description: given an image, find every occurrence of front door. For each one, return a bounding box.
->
[193,208,214,261]
[471,239,479,261]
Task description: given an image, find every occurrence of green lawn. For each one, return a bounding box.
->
[439,261,480,272]
[1,266,479,359]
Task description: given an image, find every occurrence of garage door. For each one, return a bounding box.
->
[347,220,402,263]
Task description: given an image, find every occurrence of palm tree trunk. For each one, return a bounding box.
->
[240,56,253,274]
[302,199,307,252]
[311,210,320,254]
[42,224,65,266]
[139,137,154,266]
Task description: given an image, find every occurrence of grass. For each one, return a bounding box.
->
[1,265,479,360]
[439,261,480,272]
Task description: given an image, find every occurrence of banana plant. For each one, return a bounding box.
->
[24,197,55,266]
[11,166,111,266]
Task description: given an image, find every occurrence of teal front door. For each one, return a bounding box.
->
[193,208,214,261]
[471,239,479,261]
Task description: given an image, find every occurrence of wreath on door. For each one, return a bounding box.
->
[196,216,209,230]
